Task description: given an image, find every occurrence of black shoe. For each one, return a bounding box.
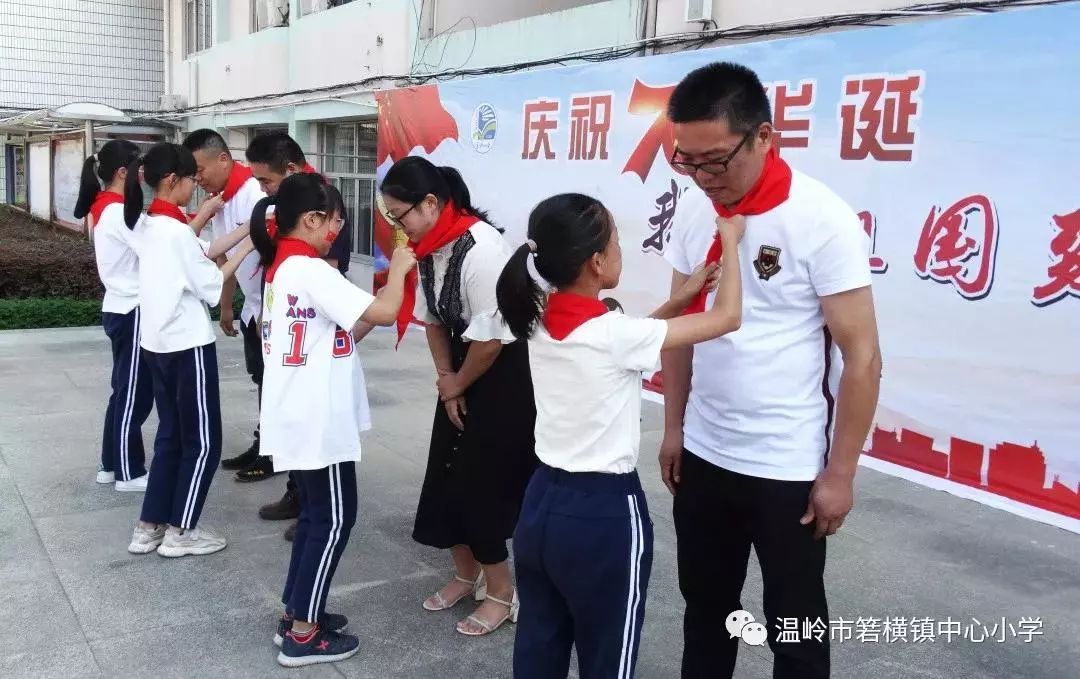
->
[221,441,259,470]
[259,487,301,521]
[274,613,348,648]
[277,626,359,667]
[284,520,297,542]
[235,455,280,483]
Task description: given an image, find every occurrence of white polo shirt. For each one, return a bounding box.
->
[208,175,266,324]
[137,214,222,354]
[92,201,141,314]
[664,169,872,481]
[259,256,375,471]
[530,313,668,474]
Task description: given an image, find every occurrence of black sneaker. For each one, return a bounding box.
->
[259,487,300,521]
[277,626,359,667]
[235,455,280,483]
[274,613,348,648]
[221,441,259,470]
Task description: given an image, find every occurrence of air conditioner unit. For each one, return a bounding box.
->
[159,94,188,111]
[685,0,713,23]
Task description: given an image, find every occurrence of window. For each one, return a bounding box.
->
[317,121,377,257]
[248,125,289,140]
[185,0,213,56]
[6,145,26,206]
[252,0,290,31]
[300,0,358,17]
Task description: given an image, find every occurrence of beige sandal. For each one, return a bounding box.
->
[422,570,487,611]
[456,589,519,636]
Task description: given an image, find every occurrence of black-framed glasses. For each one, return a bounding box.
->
[385,202,420,227]
[670,129,755,177]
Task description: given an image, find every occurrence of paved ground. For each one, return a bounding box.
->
[1,325,1078,679]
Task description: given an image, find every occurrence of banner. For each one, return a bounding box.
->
[373,3,1080,529]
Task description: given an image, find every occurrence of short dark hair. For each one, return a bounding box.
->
[246,132,305,175]
[182,128,228,155]
[667,62,772,134]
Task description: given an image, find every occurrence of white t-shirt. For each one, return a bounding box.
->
[416,222,517,343]
[259,256,375,471]
[93,202,141,314]
[208,175,266,324]
[137,214,222,353]
[663,169,873,481]
[530,313,668,474]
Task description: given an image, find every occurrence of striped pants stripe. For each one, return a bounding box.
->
[139,343,222,529]
[282,462,358,623]
[101,308,153,481]
[513,465,653,679]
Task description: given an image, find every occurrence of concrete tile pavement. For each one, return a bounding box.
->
[0,325,1077,678]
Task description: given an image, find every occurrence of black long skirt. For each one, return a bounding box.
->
[412,335,538,562]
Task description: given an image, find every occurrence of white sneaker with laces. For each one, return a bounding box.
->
[156,526,227,558]
[96,469,115,484]
[128,524,166,554]
[115,474,148,492]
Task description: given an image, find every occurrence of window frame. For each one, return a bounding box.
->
[316,120,378,259]
[184,0,214,57]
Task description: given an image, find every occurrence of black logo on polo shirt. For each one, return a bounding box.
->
[754,245,782,280]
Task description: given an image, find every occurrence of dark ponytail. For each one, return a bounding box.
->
[74,139,140,220]
[249,195,278,269]
[381,156,497,229]
[123,142,197,229]
[496,193,613,340]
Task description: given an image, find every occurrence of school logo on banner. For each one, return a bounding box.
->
[754,245,782,280]
[471,103,497,154]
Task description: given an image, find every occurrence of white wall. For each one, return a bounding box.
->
[28,142,50,220]
[654,0,970,34]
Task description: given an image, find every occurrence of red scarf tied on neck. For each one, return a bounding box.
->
[394,202,480,348]
[88,191,123,226]
[147,198,190,224]
[221,162,254,203]
[682,144,792,314]
[542,292,609,341]
[265,237,319,284]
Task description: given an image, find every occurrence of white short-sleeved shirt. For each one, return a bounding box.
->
[92,200,141,314]
[259,256,375,471]
[664,169,873,481]
[137,214,222,353]
[530,313,668,474]
[208,175,266,324]
[415,222,517,343]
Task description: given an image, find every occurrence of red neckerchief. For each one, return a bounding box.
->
[542,291,609,341]
[682,144,792,314]
[88,191,123,226]
[221,162,254,203]
[265,237,319,284]
[147,198,190,224]
[395,202,480,348]
[266,213,278,240]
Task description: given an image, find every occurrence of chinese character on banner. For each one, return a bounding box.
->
[776,618,801,643]
[521,99,560,160]
[855,617,882,643]
[622,80,677,182]
[569,93,613,161]
[802,617,828,643]
[642,179,683,254]
[839,72,924,161]
[909,617,936,643]
[769,80,816,148]
[858,210,889,273]
[882,617,909,643]
[1031,209,1080,306]
[938,617,962,643]
[1015,617,1044,642]
[830,617,854,643]
[913,194,999,299]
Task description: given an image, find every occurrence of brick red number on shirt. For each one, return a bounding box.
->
[333,328,354,358]
[283,321,308,366]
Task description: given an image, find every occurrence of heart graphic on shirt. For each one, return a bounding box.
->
[287,294,298,307]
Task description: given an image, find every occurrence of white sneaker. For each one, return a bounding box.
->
[156,526,227,558]
[128,524,166,554]
[96,469,115,484]
[115,474,148,492]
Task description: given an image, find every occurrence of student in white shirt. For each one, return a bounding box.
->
[495,192,744,679]
[248,173,416,667]
[183,129,272,481]
[122,142,256,558]
[662,62,882,679]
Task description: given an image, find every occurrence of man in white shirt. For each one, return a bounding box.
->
[183,129,270,481]
[660,62,882,679]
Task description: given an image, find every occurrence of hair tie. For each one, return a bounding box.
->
[525,238,538,254]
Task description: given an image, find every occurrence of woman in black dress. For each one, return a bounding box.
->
[380,157,537,636]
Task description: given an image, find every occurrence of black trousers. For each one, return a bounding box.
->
[674,450,829,679]
[239,317,263,442]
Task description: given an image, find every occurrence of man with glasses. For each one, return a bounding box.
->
[660,62,882,679]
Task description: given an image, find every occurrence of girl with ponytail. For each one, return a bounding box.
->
[380,155,537,637]
[124,142,256,560]
[495,193,744,679]
[248,172,416,667]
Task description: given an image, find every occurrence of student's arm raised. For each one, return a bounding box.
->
[204,221,250,261]
[356,246,418,327]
